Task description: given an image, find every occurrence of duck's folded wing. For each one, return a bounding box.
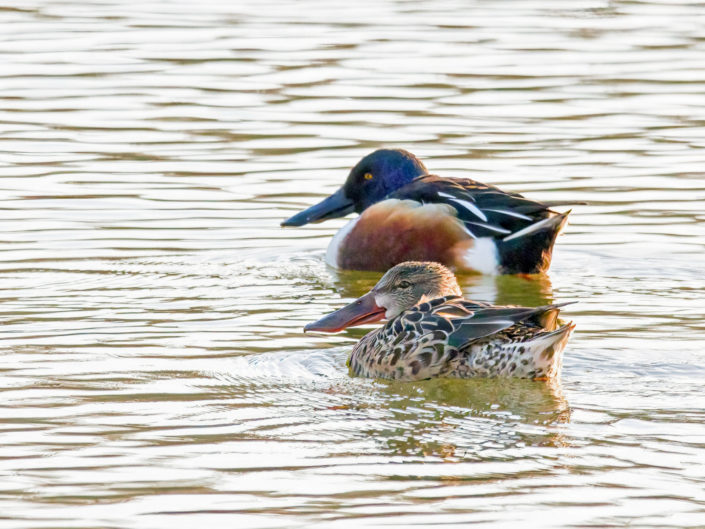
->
[445,303,569,348]
[388,175,565,239]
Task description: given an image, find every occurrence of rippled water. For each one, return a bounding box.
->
[1,1,705,527]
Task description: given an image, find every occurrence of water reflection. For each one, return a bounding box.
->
[460,272,555,307]
[368,378,570,459]
[325,267,385,298]
[2,0,705,527]
[327,266,555,306]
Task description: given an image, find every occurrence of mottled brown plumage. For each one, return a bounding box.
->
[305,262,575,381]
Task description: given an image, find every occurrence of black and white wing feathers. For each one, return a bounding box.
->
[388,174,573,240]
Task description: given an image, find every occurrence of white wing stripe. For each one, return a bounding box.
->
[484,208,533,221]
[437,192,488,222]
[502,216,554,242]
[459,223,477,239]
[438,191,470,201]
[462,319,515,326]
[466,221,511,235]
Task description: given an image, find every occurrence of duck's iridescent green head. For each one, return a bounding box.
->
[281,149,427,227]
[305,261,461,333]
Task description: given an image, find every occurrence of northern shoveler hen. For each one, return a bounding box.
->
[305,261,575,381]
[282,149,580,274]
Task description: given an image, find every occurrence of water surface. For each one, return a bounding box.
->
[1,1,705,527]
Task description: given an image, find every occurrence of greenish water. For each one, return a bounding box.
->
[1,1,704,527]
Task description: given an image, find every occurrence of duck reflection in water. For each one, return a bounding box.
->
[328,377,570,460]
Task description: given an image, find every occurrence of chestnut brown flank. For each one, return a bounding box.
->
[338,200,473,271]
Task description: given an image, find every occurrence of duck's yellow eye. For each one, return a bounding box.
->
[364,172,373,180]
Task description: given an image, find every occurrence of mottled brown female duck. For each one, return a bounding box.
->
[305,262,575,381]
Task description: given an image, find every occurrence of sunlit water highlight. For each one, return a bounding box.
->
[1,1,704,527]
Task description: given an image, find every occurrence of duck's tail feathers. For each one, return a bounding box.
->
[502,211,569,244]
[536,304,565,330]
[530,321,575,374]
[497,212,571,273]
[532,302,576,330]
[539,321,576,348]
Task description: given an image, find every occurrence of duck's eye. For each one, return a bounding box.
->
[398,280,411,289]
[364,172,373,180]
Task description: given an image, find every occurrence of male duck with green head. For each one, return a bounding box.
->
[282,149,578,275]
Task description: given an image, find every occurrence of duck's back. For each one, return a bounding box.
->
[329,175,569,274]
[442,321,572,379]
[348,296,573,381]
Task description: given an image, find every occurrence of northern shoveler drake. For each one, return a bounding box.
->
[305,261,575,381]
[282,149,581,274]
